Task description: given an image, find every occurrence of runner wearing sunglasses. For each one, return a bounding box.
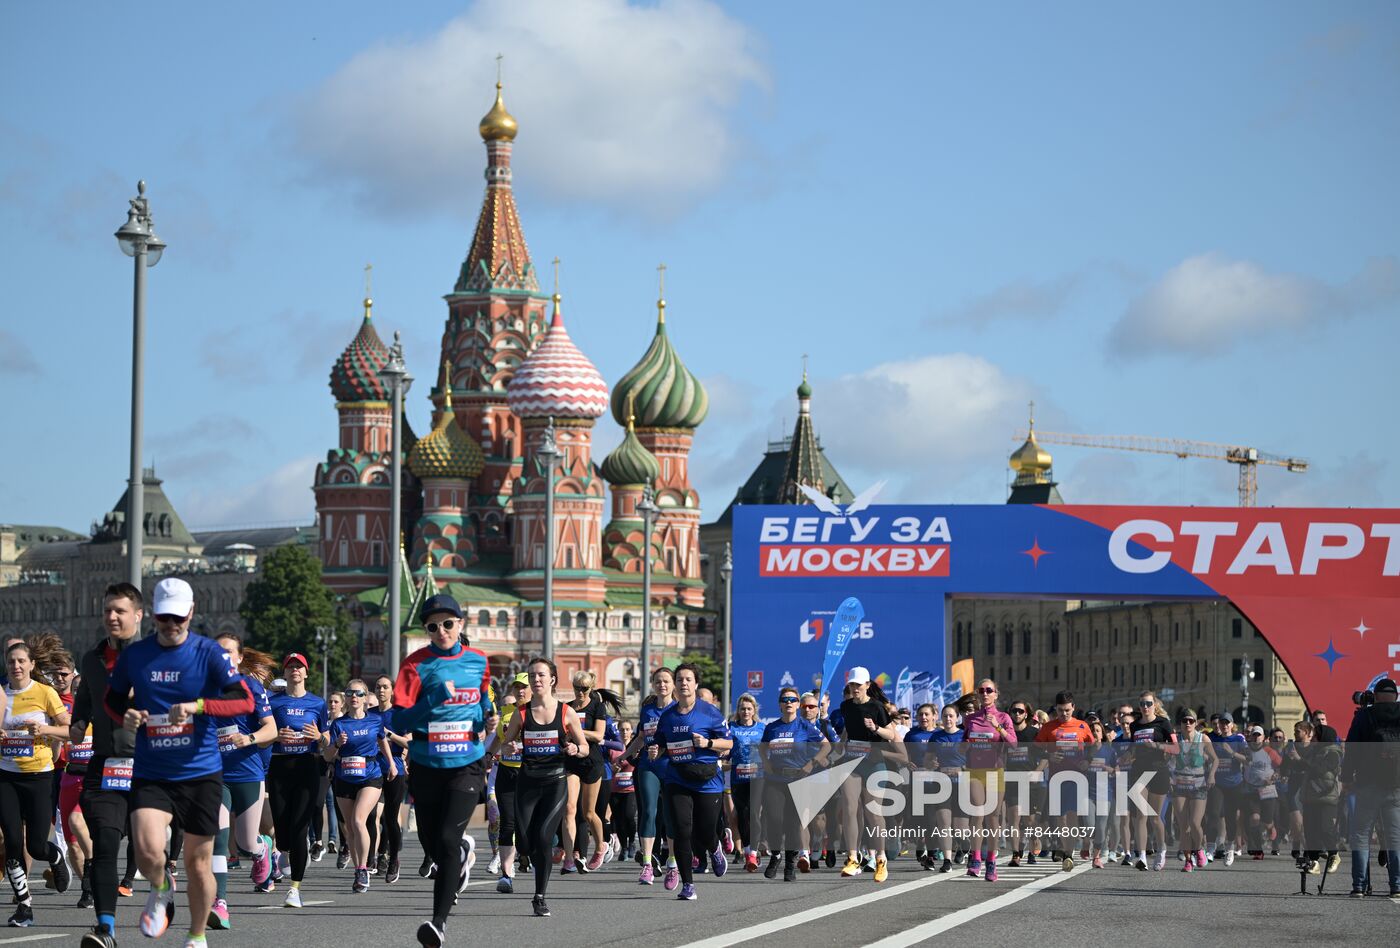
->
[1169,709,1216,872]
[728,695,765,872]
[325,680,395,893]
[759,687,828,881]
[1006,702,1040,866]
[961,679,1016,882]
[1119,692,1175,871]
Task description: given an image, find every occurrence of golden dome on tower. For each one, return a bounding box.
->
[1009,403,1052,478]
[479,82,518,142]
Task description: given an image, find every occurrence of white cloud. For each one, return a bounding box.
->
[1109,253,1400,356]
[287,0,766,218]
[176,455,320,530]
[929,272,1086,328]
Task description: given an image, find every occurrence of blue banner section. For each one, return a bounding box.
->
[818,597,864,705]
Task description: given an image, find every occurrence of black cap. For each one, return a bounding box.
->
[1375,678,1398,695]
[420,594,463,622]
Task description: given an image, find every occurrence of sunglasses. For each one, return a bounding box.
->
[1011,708,1028,715]
[978,687,996,695]
[347,689,367,697]
[154,614,188,624]
[779,696,799,703]
[801,705,818,710]
[425,619,459,633]
[1181,718,1197,725]
[1139,701,1154,707]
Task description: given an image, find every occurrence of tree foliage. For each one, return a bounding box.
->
[678,651,725,697]
[239,544,352,694]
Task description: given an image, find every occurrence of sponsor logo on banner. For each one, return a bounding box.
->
[746,671,764,690]
[801,614,875,643]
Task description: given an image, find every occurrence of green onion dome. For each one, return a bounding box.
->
[609,297,708,429]
[407,366,485,480]
[600,409,660,487]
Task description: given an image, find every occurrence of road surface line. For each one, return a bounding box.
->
[256,899,335,909]
[675,873,959,948]
[864,863,1092,947]
[0,935,69,944]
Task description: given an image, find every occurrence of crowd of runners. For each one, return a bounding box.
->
[2,580,1398,948]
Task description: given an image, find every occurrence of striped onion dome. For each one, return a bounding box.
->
[609,298,708,429]
[506,295,609,420]
[600,410,660,487]
[329,298,390,402]
[408,368,485,480]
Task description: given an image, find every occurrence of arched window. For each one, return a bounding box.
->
[522,610,534,627]
[622,613,632,629]
[1021,624,1032,655]
[668,616,679,631]
[987,627,995,655]
[576,611,587,629]
[478,609,491,627]
[1049,622,1060,654]
[1003,624,1013,656]
[496,610,509,627]
[560,612,572,629]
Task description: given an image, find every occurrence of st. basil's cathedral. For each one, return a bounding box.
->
[311,82,713,692]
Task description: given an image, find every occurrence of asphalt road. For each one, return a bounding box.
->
[4,834,1394,947]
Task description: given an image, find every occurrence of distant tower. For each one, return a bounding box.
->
[505,291,610,603]
[315,291,398,592]
[610,271,708,606]
[439,77,551,552]
[600,396,661,573]
[777,366,827,505]
[1008,402,1063,504]
[407,363,486,574]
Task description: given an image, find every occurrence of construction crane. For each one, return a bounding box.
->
[1013,428,1309,507]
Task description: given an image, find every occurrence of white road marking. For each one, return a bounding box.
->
[256,899,335,909]
[864,863,1093,947]
[0,935,69,944]
[675,873,960,948]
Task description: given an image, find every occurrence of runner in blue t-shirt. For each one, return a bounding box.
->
[1208,713,1248,863]
[266,655,330,904]
[728,694,765,873]
[104,578,254,942]
[760,686,829,881]
[325,680,395,894]
[652,663,733,901]
[622,667,676,887]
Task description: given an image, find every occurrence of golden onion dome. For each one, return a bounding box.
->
[1009,433,1052,474]
[407,365,485,480]
[479,82,518,142]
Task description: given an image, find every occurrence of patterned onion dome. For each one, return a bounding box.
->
[506,296,609,419]
[601,410,660,487]
[408,368,485,480]
[609,298,708,429]
[329,299,391,401]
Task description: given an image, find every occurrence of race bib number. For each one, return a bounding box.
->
[145,714,194,750]
[1089,758,1108,771]
[1056,739,1080,754]
[735,762,758,778]
[846,739,872,758]
[278,734,311,753]
[1172,772,1205,790]
[501,741,522,764]
[523,729,560,757]
[666,740,695,763]
[1,729,33,758]
[642,720,659,742]
[1133,729,1156,744]
[428,721,474,757]
[966,730,997,743]
[615,770,634,789]
[217,725,240,754]
[102,757,133,791]
[340,755,367,778]
[70,738,94,764]
[1257,784,1278,800]
[1008,746,1029,763]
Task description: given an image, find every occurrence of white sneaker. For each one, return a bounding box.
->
[1225,849,1236,866]
[488,853,501,875]
[283,887,302,909]
[459,836,476,893]
[1153,851,1166,872]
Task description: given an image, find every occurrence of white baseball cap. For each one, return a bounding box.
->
[847,666,871,684]
[151,578,194,617]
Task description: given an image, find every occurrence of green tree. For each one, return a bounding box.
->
[239,545,352,695]
[678,651,724,697]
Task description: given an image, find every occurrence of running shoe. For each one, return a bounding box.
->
[940,857,952,873]
[80,925,118,948]
[253,877,276,894]
[251,837,273,886]
[532,895,550,917]
[692,855,704,874]
[1080,848,1090,860]
[459,836,476,893]
[1121,852,1133,867]
[1194,850,1207,868]
[784,860,797,882]
[824,849,836,868]
[1092,856,1104,869]
[841,855,863,878]
[496,876,513,894]
[664,866,680,891]
[376,853,388,877]
[337,847,351,871]
[861,852,877,873]
[140,870,177,938]
[1135,854,1148,871]
[310,841,325,863]
[118,881,135,898]
[638,865,655,885]
[764,854,781,879]
[744,853,759,873]
[7,903,34,928]
[1224,849,1236,867]
[722,827,735,854]
[710,845,728,878]
[77,891,95,909]
[416,920,445,947]
[1182,861,1193,873]
[1063,855,1074,872]
[954,851,966,865]
[966,858,982,878]
[50,856,72,894]
[284,887,302,909]
[677,883,697,901]
[552,847,564,865]
[797,853,810,873]
[1349,889,1365,898]
[272,851,288,882]
[418,854,435,878]
[166,860,178,881]
[1009,853,1022,867]
[1327,854,1341,874]
[586,848,605,872]
[985,861,998,883]
[488,853,501,875]
[874,858,888,883]
[1027,852,1037,865]
[352,868,369,893]
[208,897,232,928]
[386,857,401,885]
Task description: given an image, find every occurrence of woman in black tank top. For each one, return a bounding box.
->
[498,657,588,917]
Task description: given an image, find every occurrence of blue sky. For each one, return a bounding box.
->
[3,1,1398,533]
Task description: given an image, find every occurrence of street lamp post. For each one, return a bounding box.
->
[314,625,337,700]
[376,334,412,679]
[537,419,562,661]
[1240,652,1254,725]
[636,485,659,702]
[720,542,733,713]
[115,182,166,591]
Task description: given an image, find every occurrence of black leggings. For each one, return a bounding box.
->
[378,771,405,860]
[612,792,637,849]
[495,765,520,852]
[516,770,567,897]
[79,782,129,919]
[410,762,482,928]
[268,755,320,882]
[0,770,61,866]
[762,780,803,854]
[733,782,755,849]
[309,763,332,844]
[663,784,722,886]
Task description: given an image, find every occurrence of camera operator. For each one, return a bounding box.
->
[1341,678,1400,899]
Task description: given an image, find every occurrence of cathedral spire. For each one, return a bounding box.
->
[778,364,825,504]
[456,72,535,293]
